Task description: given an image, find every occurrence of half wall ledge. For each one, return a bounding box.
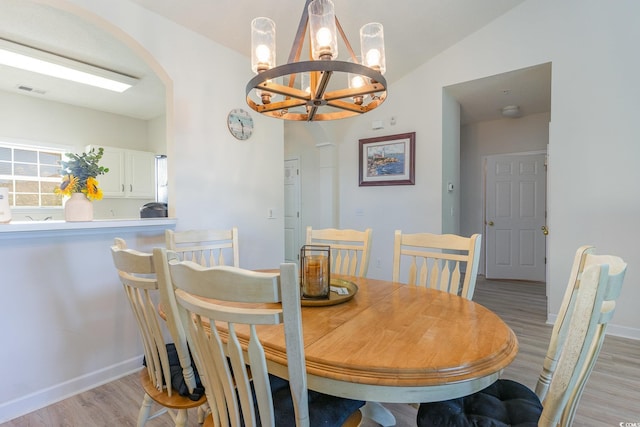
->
[0,218,177,240]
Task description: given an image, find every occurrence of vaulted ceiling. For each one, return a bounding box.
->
[0,0,550,124]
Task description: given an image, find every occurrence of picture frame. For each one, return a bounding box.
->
[359,132,415,186]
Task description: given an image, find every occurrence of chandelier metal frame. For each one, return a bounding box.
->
[246,0,387,121]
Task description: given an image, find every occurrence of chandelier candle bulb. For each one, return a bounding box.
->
[315,28,333,59]
[251,17,276,73]
[348,56,365,105]
[360,22,386,75]
[350,75,365,88]
[301,72,311,94]
[255,45,271,66]
[366,49,381,68]
[308,0,338,60]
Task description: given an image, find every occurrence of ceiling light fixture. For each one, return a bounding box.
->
[501,105,521,118]
[0,38,138,93]
[246,0,387,121]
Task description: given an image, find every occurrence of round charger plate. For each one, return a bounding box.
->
[301,278,358,307]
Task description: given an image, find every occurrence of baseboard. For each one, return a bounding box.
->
[605,324,640,340]
[0,356,142,423]
[547,314,640,341]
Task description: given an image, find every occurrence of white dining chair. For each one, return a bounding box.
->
[417,246,627,426]
[306,226,372,278]
[164,254,364,427]
[166,227,239,267]
[392,230,481,299]
[110,239,207,427]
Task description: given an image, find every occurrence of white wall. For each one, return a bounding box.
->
[0,91,149,150]
[442,90,462,235]
[284,121,344,241]
[0,226,166,421]
[0,0,285,421]
[288,0,640,339]
[541,0,640,337]
[147,114,167,154]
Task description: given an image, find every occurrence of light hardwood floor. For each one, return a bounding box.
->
[4,277,639,426]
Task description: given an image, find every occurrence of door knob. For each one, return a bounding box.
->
[487,221,494,226]
[541,225,549,235]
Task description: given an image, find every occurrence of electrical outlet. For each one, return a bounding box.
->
[376,258,382,268]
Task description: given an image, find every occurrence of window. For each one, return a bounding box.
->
[0,143,65,208]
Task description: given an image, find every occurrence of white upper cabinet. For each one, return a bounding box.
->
[90,146,155,199]
[126,150,155,198]
[98,148,125,197]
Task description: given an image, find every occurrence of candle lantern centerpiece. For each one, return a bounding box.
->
[300,244,331,300]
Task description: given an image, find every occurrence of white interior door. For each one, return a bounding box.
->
[485,152,547,281]
[284,158,301,264]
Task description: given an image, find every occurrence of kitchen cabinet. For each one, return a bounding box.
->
[91,146,155,199]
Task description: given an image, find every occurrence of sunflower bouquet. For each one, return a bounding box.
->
[55,147,109,201]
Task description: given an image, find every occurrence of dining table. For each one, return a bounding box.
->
[198,273,519,404]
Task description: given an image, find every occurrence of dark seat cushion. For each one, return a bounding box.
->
[268,375,364,426]
[417,379,543,427]
[142,343,205,401]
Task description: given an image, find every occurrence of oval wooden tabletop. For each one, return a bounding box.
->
[165,273,519,401]
[249,275,518,389]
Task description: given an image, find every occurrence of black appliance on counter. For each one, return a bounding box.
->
[140,202,168,218]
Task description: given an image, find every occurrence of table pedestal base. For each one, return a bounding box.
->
[361,401,396,426]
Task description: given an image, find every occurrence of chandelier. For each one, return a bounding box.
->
[246,0,387,121]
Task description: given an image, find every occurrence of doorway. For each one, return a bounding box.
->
[284,157,301,264]
[484,152,547,281]
[451,63,551,281]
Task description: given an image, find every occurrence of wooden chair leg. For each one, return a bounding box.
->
[343,409,364,427]
[137,392,172,426]
[360,401,396,426]
[197,403,209,424]
[137,393,153,427]
[174,409,188,427]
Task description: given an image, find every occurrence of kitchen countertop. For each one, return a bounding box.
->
[0,217,177,239]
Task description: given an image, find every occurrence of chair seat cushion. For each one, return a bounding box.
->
[143,343,205,401]
[417,379,543,427]
[269,375,364,426]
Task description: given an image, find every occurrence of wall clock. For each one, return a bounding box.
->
[227,108,254,140]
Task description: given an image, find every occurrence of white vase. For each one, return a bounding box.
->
[64,193,93,222]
